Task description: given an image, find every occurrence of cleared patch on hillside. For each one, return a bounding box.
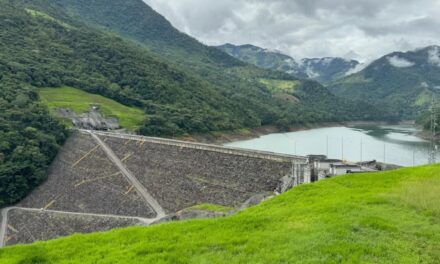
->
[260,79,300,94]
[18,133,156,218]
[25,8,73,29]
[39,87,145,130]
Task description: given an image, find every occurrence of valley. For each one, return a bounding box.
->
[0,0,439,262]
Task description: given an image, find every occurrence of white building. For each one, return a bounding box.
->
[330,164,363,176]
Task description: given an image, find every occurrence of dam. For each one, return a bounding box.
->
[0,130,310,247]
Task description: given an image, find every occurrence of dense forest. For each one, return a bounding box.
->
[0,78,67,207]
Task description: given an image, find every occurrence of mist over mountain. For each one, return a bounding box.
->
[328,45,440,119]
[218,43,359,84]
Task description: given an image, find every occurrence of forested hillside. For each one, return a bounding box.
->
[329,46,440,119]
[0,79,67,207]
[0,0,396,207]
[1,1,285,136]
[6,0,395,136]
[0,1,270,206]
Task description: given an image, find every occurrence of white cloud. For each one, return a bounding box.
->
[345,62,369,75]
[144,0,440,62]
[428,46,440,66]
[387,56,415,68]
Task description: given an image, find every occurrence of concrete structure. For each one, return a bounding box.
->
[309,155,378,179]
[330,164,363,176]
[0,130,311,247]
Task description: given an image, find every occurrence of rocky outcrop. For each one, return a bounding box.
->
[153,209,228,225]
[238,193,274,210]
[56,107,119,130]
[276,175,296,194]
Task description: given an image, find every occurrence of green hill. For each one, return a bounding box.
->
[328,46,440,119]
[1,165,439,263]
[1,0,289,136]
[19,0,396,123]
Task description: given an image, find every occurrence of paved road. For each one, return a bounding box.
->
[77,129,307,163]
[89,132,166,218]
[0,207,157,248]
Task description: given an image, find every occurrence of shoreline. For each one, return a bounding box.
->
[181,120,417,145]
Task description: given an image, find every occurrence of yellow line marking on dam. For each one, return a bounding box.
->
[71,145,100,168]
[121,153,133,162]
[125,186,134,195]
[43,200,56,210]
[7,225,18,233]
[74,173,121,187]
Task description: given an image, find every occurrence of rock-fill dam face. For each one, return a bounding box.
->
[0,131,309,247]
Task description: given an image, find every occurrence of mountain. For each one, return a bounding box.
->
[217,43,360,84]
[328,46,440,119]
[16,0,394,124]
[0,0,288,207]
[299,57,360,84]
[0,0,395,207]
[217,44,307,78]
[34,0,254,78]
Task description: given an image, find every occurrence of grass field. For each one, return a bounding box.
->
[39,87,145,130]
[259,79,300,94]
[1,165,439,263]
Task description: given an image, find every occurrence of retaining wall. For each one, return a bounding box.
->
[100,133,309,212]
[18,133,156,218]
[4,208,143,246]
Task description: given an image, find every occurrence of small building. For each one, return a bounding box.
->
[330,164,363,176]
[315,159,344,171]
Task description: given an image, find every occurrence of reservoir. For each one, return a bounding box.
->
[225,125,439,167]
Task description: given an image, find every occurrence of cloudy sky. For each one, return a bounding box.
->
[143,0,440,62]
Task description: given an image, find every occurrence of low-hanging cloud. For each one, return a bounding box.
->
[428,46,440,66]
[387,56,415,68]
[143,0,440,62]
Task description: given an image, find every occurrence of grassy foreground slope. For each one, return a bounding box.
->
[1,165,439,263]
[39,87,145,130]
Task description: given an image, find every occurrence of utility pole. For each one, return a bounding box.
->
[413,147,416,167]
[295,141,297,156]
[429,94,438,164]
[341,137,344,161]
[326,135,329,157]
